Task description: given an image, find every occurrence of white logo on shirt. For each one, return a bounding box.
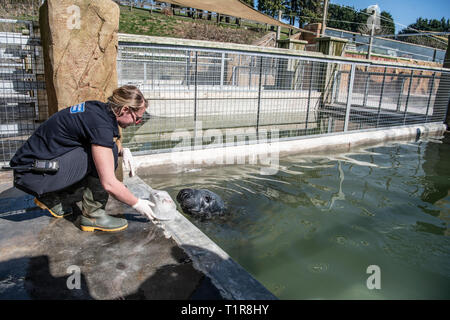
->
[70,102,85,113]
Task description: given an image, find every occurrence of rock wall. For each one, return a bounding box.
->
[39,0,119,114]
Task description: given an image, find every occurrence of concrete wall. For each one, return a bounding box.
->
[134,123,447,174]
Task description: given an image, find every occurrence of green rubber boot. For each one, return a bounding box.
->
[79,176,128,232]
[34,194,73,218]
[80,215,128,232]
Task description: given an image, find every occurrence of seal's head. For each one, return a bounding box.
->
[176,188,226,219]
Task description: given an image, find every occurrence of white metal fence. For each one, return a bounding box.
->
[117,37,450,154]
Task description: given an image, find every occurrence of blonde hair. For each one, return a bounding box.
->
[107,85,147,115]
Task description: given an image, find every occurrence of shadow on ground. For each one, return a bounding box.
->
[0,187,224,300]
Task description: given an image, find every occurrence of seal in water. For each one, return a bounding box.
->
[176,188,226,219]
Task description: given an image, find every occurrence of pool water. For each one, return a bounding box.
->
[145,136,450,299]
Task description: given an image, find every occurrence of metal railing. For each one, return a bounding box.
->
[117,38,450,154]
[332,66,448,128]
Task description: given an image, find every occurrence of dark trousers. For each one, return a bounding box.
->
[37,175,109,218]
[14,145,118,217]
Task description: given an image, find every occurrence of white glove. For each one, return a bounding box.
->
[132,198,156,221]
[122,148,136,177]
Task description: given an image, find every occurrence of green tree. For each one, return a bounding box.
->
[257,0,285,18]
[297,0,322,28]
[241,0,255,8]
[326,4,394,35]
[380,11,395,35]
[398,17,449,49]
[326,4,362,32]
[283,0,322,28]
[285,0,299,25]
[257,0,321,28]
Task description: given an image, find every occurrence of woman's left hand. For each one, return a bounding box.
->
[122,148,136,177]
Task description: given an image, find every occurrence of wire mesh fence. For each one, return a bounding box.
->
[332,65,450,130]
[0,19,448,163]
[0,19,47,165]
[118,40,450,155]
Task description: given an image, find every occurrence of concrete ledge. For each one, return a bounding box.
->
[125,176,277,300]
[133,123,447,172]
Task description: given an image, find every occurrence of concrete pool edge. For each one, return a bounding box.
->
[124,175,278,300]
[132,123,447,172]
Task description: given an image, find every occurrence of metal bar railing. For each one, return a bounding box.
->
[194,51,198,123]
[305,62,313,131]
[425,73,436,122]
[376,67,387,127]
[117,40,450,154]
[403,71,414,125]
[396,77,406,113]
[256,56,263,137]
[344,64,356,132]
[362,72,370,107]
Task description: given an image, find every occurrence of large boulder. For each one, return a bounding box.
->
[39,0,119,114]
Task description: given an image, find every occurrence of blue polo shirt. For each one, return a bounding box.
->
[10,100,120,167]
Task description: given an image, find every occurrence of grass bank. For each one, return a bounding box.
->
[0,2,287,45]
[118,5,274,44]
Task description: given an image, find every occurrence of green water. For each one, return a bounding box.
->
[145,136,450,299]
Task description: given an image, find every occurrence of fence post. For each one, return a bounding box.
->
[143,62,147,83]
[256,56,263,137]
[305,61,314,131]
[362,72,370,107]
[220,52,225,87]
[194,51,198,123]
[186,50,191,87]
[193,51,199,149]
[403,70,414,125]
[331,68,338,103]
[425,73,436,122]
[335,71,341,102]
[396,76,405,112]
[249,57,253,89]
[376,67,387,127]
[344,64,356,132]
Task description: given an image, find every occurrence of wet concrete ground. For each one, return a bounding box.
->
[0,177,223,300]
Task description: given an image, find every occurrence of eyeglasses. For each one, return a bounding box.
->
[132,110,143,124]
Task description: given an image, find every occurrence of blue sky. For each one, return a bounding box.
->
[329,0,450,32]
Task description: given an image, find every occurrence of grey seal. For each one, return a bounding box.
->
[176,188,226,219]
